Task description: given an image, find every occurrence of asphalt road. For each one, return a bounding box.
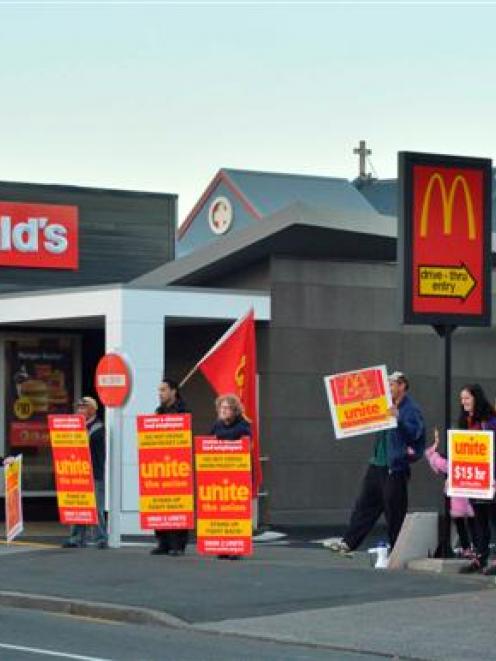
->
[0,544,486,624]
[0,605,387,661]
[0,539,495,659]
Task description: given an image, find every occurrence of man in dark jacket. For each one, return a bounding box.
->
[151,378,189,556]
[330,371,425,554]
[62,396,108,549]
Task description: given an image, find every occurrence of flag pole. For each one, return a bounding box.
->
[179,363,200,389]
[179,308,254,389]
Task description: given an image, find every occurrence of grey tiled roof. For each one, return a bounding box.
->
[356,179,397,216]
[357,174,496,228]
[224,168,379,219]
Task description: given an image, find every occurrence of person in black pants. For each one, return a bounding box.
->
[62,396,108,549]
[150,378,190,557]
[456,384,496,575]
[330,371,425,554]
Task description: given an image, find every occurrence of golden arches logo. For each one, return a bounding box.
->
[342,374,373,401]
[419,173,477,240]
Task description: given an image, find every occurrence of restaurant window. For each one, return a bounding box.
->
[4,335,80,492]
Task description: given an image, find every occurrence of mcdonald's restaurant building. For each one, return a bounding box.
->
[1,168,496,531]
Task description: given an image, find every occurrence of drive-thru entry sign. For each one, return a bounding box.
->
[398,151,492,557]
[399,151,492,327]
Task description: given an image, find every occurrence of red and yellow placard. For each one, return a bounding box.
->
[195,436,252,556]
[324,365,396,439]
[48,414,97,525]
[137,414,194,530]
[448,429,494,500]
[5,455,23,542]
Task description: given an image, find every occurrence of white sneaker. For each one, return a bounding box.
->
[329,539,352,554]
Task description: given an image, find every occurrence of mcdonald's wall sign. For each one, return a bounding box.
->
[399,152,492,326]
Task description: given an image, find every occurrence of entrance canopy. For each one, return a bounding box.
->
[0,284,271,535]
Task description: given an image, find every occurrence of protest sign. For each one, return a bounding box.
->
[137,413,194,530]
[324,365,396,439]
[448,429,494,500]
[5,455,23,542]
[48,414,97,525]
[195,436,252,556]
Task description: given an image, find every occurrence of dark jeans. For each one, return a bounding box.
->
[154,529,189,552]
[471,500,496,564]
[454,517,476,550]
[343,464,409,551]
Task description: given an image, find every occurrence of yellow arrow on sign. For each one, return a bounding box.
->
[418,264,476,301]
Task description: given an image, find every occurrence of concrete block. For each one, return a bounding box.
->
[407,557,466,574]
[388,511,438,569]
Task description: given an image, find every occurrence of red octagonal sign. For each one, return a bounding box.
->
[95,353,131,408]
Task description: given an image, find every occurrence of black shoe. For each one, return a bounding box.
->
[96,541,108,550]
[459,558,485,574]
[62,541,82,549]
[483,563,496,576]
[168,549,184,557]
[150,547,169,555]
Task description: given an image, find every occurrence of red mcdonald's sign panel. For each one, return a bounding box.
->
[399,152,492,326]
[0,200,78,270]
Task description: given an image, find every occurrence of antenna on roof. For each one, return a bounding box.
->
[353,140,372,181]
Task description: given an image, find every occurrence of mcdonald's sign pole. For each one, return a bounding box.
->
[399,151,492,557]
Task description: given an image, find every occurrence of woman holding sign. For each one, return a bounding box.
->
[457,384,496,575]
[211,394,251,560]
[211,394,251,441]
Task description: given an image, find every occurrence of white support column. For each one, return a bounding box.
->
[105,290,164,539]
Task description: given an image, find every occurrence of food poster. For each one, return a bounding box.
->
[4,337,77,491]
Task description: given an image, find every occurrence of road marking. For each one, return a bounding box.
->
[0,642,112,660]
[0,541,58,549]
[52,611,122,626]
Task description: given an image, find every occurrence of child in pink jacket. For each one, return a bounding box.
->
[425,428,475,556]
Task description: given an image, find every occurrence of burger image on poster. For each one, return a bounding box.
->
[19,379,49,414]
[208,196,233,235]
[47,370,69,407]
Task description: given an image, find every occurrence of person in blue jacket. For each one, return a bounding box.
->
[330,371,426,554]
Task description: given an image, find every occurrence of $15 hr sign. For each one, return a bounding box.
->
[448,429,494,500]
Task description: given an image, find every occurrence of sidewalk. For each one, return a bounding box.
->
[0,535,494,660]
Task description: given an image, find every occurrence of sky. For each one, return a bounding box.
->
[1,1,496,225]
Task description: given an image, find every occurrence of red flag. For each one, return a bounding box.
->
[197,309,262,490]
